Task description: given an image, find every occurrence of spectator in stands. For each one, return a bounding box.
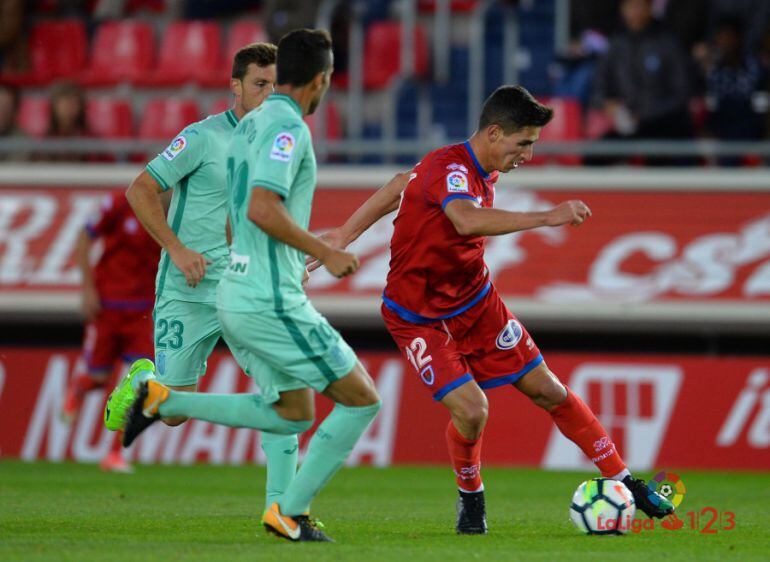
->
[591,0,693,164]
[0,0,26,74]
[0,81,28,161]
[42,81,90,161]
[263,0,319,44]
[703,16,769,163]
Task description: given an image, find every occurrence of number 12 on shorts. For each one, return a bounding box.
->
[405,337,435,386]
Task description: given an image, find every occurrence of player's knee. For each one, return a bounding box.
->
[162,415,189,427]
[529,377,567,411]
[454,402,488,433]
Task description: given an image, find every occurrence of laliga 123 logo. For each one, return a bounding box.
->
[446,171,469,193]
[162,135,187,161]
[270,132,295,162]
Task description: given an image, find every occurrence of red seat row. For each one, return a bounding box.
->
[2,19,267,88]
[2,18,429,90]
[16,96,343,141]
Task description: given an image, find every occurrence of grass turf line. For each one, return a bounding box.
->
[0,461,768,562]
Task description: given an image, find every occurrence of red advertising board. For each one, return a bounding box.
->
[2,186,770,308]
[1,348,768,470]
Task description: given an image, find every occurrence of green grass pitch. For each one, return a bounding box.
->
[0,461,767,562]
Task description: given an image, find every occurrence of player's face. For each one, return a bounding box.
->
[236,63,276,113]
[491,126,540,172]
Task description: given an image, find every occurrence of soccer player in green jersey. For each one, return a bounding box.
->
[120,29,381,543]
[104,43,301,508]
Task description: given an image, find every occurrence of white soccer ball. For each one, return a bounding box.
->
[569,478,636,535]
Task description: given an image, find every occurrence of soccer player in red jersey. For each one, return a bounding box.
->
[314,86,674,533]
[62,191,158,472]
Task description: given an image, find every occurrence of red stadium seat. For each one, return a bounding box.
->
[138,99,200,139]
[16,97,51,137]
[136,22,222,87]
[530,97,583,165]
[198,21,268,87]
[79,22,155,86]
[305,102,342,141]
[86,98,134,138]
[418,0,478,12]
[364,22,429,89]
[2,20,87,86]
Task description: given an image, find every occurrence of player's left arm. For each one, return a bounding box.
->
[307,171,410,271]
[443,198,591,237]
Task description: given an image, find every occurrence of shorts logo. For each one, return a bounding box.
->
[495,319,523,350]
[162,135,187,161]
[156,352,166,376]
[269,132,295,162]
[420,365,435,386]
[446,171,469,193]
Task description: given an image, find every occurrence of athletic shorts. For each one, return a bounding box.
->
[217,300,357,404]
[83,307,154,373]
[153,297,221,387]
[381,286,543,400]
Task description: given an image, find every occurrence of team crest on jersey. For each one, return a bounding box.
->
[446,171,469,193]
[270,132,296,162]
[496,319,523,350]
[446,162,468,173]
[162,135,187,161]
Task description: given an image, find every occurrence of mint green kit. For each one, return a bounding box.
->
[217,94,357,402]
[146,110,239,386]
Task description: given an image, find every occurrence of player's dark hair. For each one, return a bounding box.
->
[478,85,553,134]
[276,28,333,87]
[231,42,277,79]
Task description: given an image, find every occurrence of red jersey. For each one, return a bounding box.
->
[86,192,158,309]
[384,141,499,322]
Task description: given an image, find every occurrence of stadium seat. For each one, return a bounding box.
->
[16,97,51,137]
[86,98,134,138]
[305,102,342,141]
[530,97,583,165]
[2,20,87,86]
[209,97,232,115]
[138,99,201,139]
[198,21,268,87]
[135,21,222,87]
[418,0,478,12]
[79,22,155,86]
[364,22,429,90]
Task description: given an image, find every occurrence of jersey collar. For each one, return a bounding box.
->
[463,140,490,180]
[224,109,238,128]
[270,93,303,117]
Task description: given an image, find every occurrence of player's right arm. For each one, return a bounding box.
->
[126,171,208,287]
[247,188,359,278]
[443,198,591,237]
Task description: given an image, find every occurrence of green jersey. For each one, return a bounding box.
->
[146,109,240,303]
[218,94,316,313]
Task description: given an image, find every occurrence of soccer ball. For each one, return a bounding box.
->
[569,478,636,535]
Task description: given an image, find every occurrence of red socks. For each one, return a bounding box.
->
[445,421,484,492]
[549,387,626,477]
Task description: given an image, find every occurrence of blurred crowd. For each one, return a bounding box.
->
[2,0,770,165]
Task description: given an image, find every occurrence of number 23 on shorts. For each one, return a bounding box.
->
[156,318,184,350]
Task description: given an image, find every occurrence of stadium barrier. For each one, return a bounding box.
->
[1,347,768,470]
[1,164,769,331]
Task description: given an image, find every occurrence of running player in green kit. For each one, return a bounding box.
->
[103,43,300,508]
[118,29,381,543]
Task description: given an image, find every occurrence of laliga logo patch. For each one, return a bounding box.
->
[446,171,469,193]
[495,319,523,350]
[162,135,187,161]
[270,132,295,162]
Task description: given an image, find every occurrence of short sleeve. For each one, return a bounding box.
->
[145,126,207,191]
[424,161,483,211]
[86,192,126,238]
[248,122,307,199]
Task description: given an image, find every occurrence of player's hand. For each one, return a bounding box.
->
[301,267,310,289]
[546,200,592,227]
[81,284,101,321]
[321,248,359,278]
[168,243,209,287]
[306,227,348,272]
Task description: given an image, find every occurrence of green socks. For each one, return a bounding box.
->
[158,392,312,435]
[279,401,381,516]
[261,433,299,508]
